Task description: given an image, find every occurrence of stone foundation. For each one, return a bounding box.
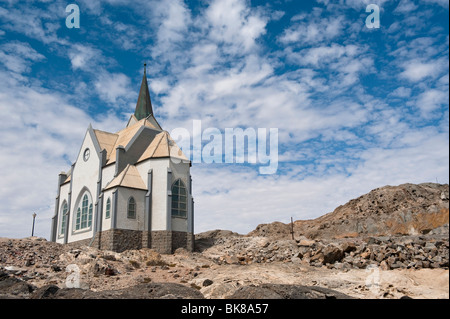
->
[68,229,194,254]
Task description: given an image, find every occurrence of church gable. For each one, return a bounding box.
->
[75,125,101,165]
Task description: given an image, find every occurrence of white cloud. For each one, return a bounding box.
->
[421,0,449,8]
[416,88,448,115]
[400,58,447,82]
[68,44,103,71]
[94,72,134,105]
[394,0,419,13]
[0,41,45,73]
[206,0,268,53]
[390,87,412,98]
[279,15,345,46]
[0,4,67,45]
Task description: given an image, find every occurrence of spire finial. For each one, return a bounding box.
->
[144,63,147,74]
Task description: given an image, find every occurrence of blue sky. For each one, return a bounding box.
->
[0,0,448,238]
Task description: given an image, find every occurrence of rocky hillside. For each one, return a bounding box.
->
[249,183,449,239]
[0,182,448,299]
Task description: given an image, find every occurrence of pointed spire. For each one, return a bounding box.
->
[134,63,153,121]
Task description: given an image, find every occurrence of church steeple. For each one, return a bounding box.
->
[134,63,153,120]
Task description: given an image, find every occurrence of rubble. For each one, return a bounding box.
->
[201,231,449,271]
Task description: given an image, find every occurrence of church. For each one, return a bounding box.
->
[50,66,194,253]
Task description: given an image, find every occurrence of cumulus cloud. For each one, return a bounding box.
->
[400,59,447,82]
[0,41,45,73]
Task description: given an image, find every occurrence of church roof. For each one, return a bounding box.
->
[103,164,147,191]
[134,64,153,120]
[93,129,118,156]
[137,131,189,163]
[97,117,161,165]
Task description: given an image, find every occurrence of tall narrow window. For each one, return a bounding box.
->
[171,179,187,218]
[81,194,88,229]
[75,191,93,231]
[60,202,68,235]
[76,208,81,230]
[88,204,93,227]
[105,198,111,219]
[127,197,136,219]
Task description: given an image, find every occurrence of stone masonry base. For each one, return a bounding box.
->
[68,229,194,254]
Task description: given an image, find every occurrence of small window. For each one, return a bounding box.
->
[60,202,68,235]
[105,198,111,219]
[127,197,136,219]
[171,179,187,218]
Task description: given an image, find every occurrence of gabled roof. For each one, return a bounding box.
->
[94,129,118,156]
[137,131,189,163]
[105,117,161,165]
[104,164,147,191]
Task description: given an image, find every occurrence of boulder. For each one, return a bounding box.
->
[322,245,344,264]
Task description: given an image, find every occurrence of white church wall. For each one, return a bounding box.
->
[67,129,100,243]
[101,164,115,189]
[56,182,70,244]
[136,158,170,231]
[101,188,114,231]
[116,188,146,230]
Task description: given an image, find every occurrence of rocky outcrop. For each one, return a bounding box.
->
[249,183,449,239]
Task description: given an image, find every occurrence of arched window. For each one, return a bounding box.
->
[105,198,111,219]
[60,202,68,235]
[75,192,93,230]
[127,197,136,219]
[171,179,187,218]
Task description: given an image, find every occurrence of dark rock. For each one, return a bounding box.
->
[202,279,214,287]
[51,265,62,272]
[0,272,36,297]
[227,284,354,299]
[105,266,116,276]
[118,283,204,299]
[31,285,60,299]
[322,245,344,264]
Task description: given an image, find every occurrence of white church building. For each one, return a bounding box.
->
[50,66,194,253]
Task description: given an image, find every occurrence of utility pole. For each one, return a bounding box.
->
[31,213,37,237]
[290,216,294,240]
